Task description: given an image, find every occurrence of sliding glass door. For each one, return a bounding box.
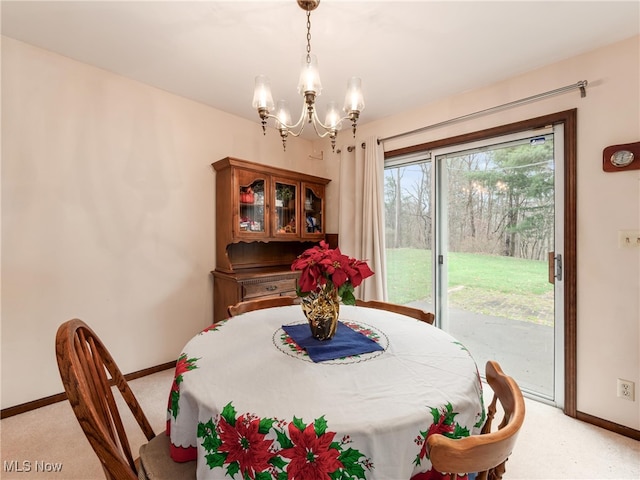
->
[384,127,565,404]
[384,155,434,307]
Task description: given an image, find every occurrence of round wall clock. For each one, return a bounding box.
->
[610,150,634,167]
[602,141,640,172]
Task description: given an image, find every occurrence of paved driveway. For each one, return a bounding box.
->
[408,301,554,399]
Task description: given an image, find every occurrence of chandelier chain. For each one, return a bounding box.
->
[306,11,312,64]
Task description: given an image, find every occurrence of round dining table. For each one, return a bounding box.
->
[167,304,485,480]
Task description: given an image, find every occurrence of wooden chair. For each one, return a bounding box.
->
[227,295,297,317]
[426,360,525,480]
[55,319,196,480]
[355,299,435,325]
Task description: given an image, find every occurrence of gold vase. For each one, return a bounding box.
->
[301,285,340,340]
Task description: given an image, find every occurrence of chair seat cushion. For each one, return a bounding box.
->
[138,432,196,480]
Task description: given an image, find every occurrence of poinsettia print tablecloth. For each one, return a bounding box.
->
[167,305,485,480]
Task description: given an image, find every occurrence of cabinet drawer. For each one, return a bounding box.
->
[243,278,297,299]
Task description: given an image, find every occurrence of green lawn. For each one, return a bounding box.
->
[385,248,554,325]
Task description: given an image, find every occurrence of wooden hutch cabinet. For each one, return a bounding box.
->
[212,157,331,322]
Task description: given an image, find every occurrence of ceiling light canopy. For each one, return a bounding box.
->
[252,0,365,151]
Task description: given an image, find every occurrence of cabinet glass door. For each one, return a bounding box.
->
[302,183,325,239]
[237,173,266,237]
[273,179,298,237]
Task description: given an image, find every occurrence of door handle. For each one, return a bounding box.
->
[555,253,563,282]
[548,252,563,283]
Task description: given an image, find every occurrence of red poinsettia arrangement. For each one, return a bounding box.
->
[291,241,374,305]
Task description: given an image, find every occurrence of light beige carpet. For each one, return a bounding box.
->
[1,369,638,479]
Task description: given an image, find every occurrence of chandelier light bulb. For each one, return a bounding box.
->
[343,77,364,114]
[275,100,292,128]
[252,75,275,111]
[297,54,322,96]
[324,101,341,130]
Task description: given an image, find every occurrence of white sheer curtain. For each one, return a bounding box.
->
[338,136,387,301]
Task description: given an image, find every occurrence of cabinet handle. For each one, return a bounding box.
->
[265,285,278,291]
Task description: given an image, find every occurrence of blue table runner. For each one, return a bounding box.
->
[282,321,384,362]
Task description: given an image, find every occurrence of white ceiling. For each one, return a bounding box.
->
[2,1,639,138]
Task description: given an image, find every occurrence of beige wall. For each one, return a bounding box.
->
[2,34,639,431]
[0,37,334,409]
[319,35,640,430]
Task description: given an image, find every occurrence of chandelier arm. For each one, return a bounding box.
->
[261,101,307,134]
[261,113,306,138]
[309,121,334,138]
[284,129,304,138]
[308,111,338,153]
[289,101,309,132]
[310,107,330,132]
[310,108,353,133]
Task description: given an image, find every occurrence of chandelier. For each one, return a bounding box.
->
[252,0,365,151]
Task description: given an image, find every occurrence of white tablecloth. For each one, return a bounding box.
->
[167,305,485,480]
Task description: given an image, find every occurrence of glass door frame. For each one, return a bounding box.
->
[432,126,560,405]
[383,109,577,417]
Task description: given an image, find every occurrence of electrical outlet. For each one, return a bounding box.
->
[617,379,635,401]
[618,230,640,248]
